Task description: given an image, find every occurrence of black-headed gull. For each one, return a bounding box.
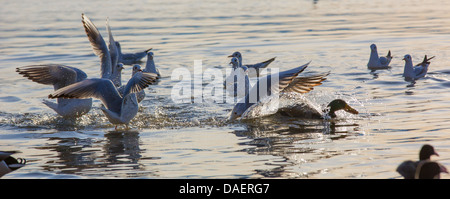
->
[49,70,158,129]
[402,54,434,82]
[144,51,161,79]
[16,64,93,118]
[82,13,126,89]
[367,44,392,70]
[224,57,250,98]
[228,51,276,77]
[116,42,152,65]
[118,65,146,103]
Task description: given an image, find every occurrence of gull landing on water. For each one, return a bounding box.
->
[49,71,158,130]
[367,44,393,70]
[16,64,93,118]
[402,54,434,82]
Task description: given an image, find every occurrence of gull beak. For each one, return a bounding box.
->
[138,69,143,72]
[344,104,359,115]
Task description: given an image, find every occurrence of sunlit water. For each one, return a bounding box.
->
[2,0,450,178]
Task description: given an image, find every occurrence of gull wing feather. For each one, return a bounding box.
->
[49,78,122,113]
[16,64,86,90]
[82,13,112,79]
[122,72,158,97]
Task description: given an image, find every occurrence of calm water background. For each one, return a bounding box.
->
[2,0,450,178]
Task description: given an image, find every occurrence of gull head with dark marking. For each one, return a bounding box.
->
[402,54,412,62]
[229,57,240,69]
[147,51,154,60]
[132,64,142,75]
[228,51,242,59]
[370,44,377,51]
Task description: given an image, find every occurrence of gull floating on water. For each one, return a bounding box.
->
[229,61,329,120]
[0,151,26,178]
[144,51,161,79]
[116,42,152,65]
[228,51,276,77]
[402,54,434,82]
[49,70,158,129]
[367,44,393,70]
[16,64,93,118]
[396,144,448,179]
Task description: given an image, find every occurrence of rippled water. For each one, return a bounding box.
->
[2,0,450,178]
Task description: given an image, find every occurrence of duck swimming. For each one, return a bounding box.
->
[229,61,329,120]
[278,99,358,119]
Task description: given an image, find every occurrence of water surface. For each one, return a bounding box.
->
[2,0,450,178]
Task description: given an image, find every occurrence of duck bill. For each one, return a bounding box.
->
[344,105,359,115]
[441,164,449,174]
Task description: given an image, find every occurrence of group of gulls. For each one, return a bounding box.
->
[368,43,434,82]
[16,14,160,127]
[11,14,442,179]
[16,13,360,127]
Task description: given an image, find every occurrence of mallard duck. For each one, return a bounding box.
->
[0,151,26,177]
[415,160,448,179]
[367,44,392,70]
[278,99,358,119]
[229,61,328,120]
[396,144,441,179]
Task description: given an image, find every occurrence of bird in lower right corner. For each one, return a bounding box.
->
[396,144,447,179]
[415,160,448,179]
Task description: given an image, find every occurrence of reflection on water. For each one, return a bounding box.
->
[2,0,450,178]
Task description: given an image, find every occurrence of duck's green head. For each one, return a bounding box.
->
[326,99,359,118]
